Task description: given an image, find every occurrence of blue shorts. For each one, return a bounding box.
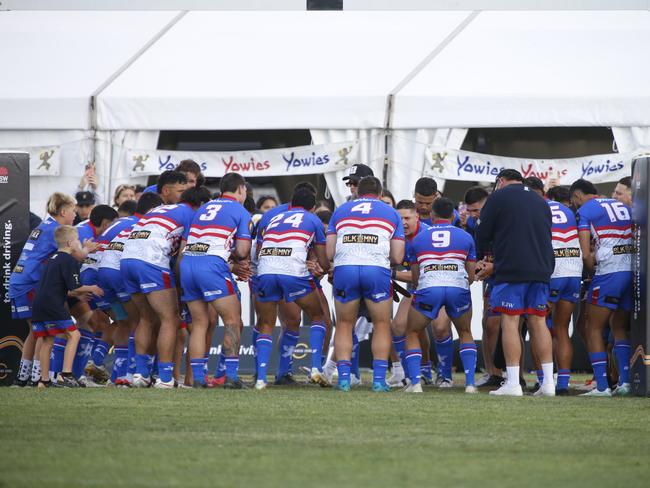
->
[249,274,260,296]
[489,281,550,317]
[32,319,76,338]
[549,277,581,304]
[80,269,101,310]
[180,256,239,303]
[333,265,391,303]
[98,267,131,305]
[10,288,36,319]
[412,286,472,320]
[121,259,175,295]
[589,271,632,311]
[483,280,501,317]
[257,274,317,303]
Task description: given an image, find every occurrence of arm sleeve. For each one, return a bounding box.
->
[312,215,326,245]
[467,236,477,262]
[475,193,498,260]
[182,210,194,240]
[326,208,339,235]
[236,209,252,240]
[62,257,81,292]
[576,206,591,231]
[391,210,405,240]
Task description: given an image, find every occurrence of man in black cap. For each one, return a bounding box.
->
[73,191,96,226]
[475,168,555,397]
[342,163,374,200]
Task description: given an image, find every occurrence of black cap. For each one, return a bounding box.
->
[496,168,523,182]
[75,191,95,206]
[342,163,374,182]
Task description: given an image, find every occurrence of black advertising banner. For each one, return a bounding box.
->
[0,153,30,386]
[631,157,650,396]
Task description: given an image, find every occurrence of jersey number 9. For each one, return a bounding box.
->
[431,230,450,248]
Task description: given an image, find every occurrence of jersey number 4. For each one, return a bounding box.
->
[351,202,372,214]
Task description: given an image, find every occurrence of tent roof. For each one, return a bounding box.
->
[393,10,650,128]
[96,11,470,130]
[0,10,178,129]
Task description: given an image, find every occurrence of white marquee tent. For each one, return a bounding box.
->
[1,7,650,211]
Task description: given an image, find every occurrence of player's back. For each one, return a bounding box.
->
[122,203,194,269]
[328,197,403,269]
[99,216,139,271]
[548,200,582,278]
[411,223,475,290]
[183,197,251,263]
[9,216,59,295]
[258,208,325,277]
[76,220,103,275]
[578,197,632,275]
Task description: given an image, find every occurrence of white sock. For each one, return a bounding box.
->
[18,359,33,380]
[392,362,403,373]
[31,359,41,382]
[506,366,520,387]
[324,359,336,374]
[541,362,554,387]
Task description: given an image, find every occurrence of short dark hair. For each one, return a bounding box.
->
[523,176,545,194]
[316,209,332,225]
[546,185,571,203]
[619,176,631,189]
[464,186,489,205]
[291,188,316,210]
[381,189,395,207]
[357,176,382,197]
[136,192,163,214]
[243,196,256,214]
[89,205,118,227]
[157,170,187,194]
[220,172,246,194]
[117,199,137,216]
[569,178,598,196]
[395,199,416,211]
[414,177,437,197]
[497,169,523,182]
[180,186,212,208]
[256,195,278,210]
[176,159,201,176]
[134,184,146,194]
[293,181,317,195]
[433,197,455,220]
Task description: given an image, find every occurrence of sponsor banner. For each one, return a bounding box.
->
[126,140,359,178]
[423,146,634,186]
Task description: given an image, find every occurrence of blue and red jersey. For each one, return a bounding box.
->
[548,200,582,279]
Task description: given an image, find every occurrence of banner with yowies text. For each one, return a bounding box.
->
[423,146,633,186]
[125,140,359,178]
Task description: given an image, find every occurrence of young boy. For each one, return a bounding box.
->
[31,225,104,388]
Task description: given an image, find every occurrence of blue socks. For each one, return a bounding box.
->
[372,359,388,386]
[158,361,174,383]
[255,334,273,383]
[336,360,351,384]
[405,349,422,385]
[310,323,326,371]
[613,340,631,385]
[420,361,433,381]
[225,356,239,380]
[589,351,609,391]
[135,354,152,378]
[112,345,128,381]
[214,352,226,379]
[459,343,477,386]
[127,333,136,377]
[351,332,360,378]
[557,369,571,390]
[536,369,544,385]
[191,358,207,385]
[435,335,453,380]
[277,330,299,378]
[50,337,66,376]
[252,327,260,376]
[392,335,409,378]
[73,329,94,379]
[92,339,110,367]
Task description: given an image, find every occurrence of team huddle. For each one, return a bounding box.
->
[9,159,635,396]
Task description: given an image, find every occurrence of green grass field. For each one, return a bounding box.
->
[1,375,649,488]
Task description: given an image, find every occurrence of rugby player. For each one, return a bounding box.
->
[121,186,209,388]
[612,176,632,207]
[254,188,330,389]
[327,176,405,392]
[181,173,251,389]
[143,160,205,194]
[570,178,633,396]
[402,198,478,394]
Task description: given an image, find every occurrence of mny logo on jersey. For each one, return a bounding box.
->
[423,263,458,272]
[613,244,635,255]
[342,234,379,244]
[107,242,124,252]
[554,248,580,258]
[260,247,292,257]
[186,243,210,254]
[129,230,151,240]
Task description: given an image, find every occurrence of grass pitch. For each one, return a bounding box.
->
[1,375,649,488]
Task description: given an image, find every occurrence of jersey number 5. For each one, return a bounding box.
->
[550,206,568,224]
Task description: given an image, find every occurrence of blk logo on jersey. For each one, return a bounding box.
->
[342,234,379,244]
[129,230,151,240]
[259,247,292,257]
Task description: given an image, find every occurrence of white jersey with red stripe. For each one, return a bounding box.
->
[98,215,140,271]
[409,223,476,290]
[577,197,632,276]
[76,220,102,274]
[257,208,326,277]
[327,196,404,269]
[122,203,196,269]
[183,197,252,262]
[548,200,583,279]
